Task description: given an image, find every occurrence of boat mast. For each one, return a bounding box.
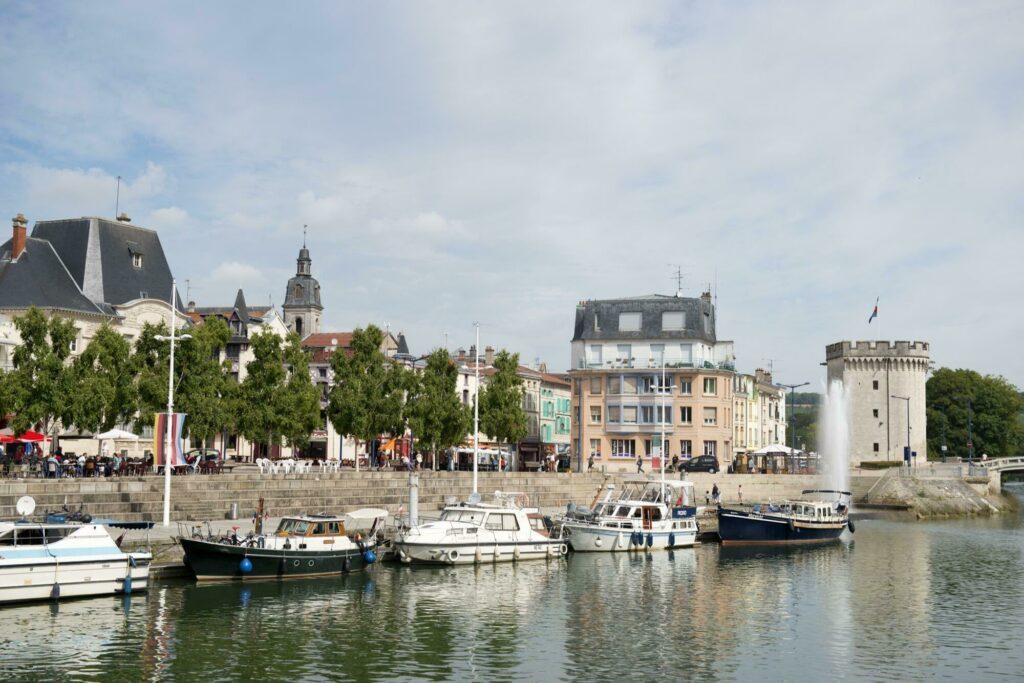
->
[660,355,666,501]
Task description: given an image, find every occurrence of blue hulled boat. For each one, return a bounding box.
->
[717,489,853,544]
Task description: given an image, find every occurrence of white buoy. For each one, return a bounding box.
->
[513,546,521,562]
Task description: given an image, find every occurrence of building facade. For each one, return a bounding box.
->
[570,293,736,473]
[732,369,787,467]
[825,340,929,466]
[282,242,322,339]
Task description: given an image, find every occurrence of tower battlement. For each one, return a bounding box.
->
[826,340,930,360]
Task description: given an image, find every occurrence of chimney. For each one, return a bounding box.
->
[116,212,132,223]
[457,348,466,362]
[701,290,712,305]
[11,213,27,260]
[187,300,196,313]
[484,345,494,365]
[469,344,477,362]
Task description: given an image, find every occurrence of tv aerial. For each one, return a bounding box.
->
[16,495,36,520]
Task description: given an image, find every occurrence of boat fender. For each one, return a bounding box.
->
[594,538,603,549]
[646,533,654,548]
[847,519,856,534]
[513,546,522,561]
[342,557,351,573]
[668,533,676,548]
[123,575,133,595]
[362,550,377,565]
[629,531,637,547]
[50,583,60,600]
[616,533,623,548]
[474,547,482,563]
[559,543,568,556]
[788,519,796,532]
[283,540,292,550]
[447,549,460,563]
[493,547,501,563]
[240,557,253,574]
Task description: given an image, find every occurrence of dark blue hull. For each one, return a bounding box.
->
[717,508,846,544]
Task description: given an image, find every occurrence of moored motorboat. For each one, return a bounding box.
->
[717,489,853,544]
[560,478,699,552]
[393,491,568,565]
[0,497,151,604]
[179,509,386,581]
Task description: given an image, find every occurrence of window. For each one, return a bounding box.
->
[486,513,519,531]
[607,376,621,394]
[318,368,327,379]
[679,343,693,363]
[703,440,717,456]
[622,375,638,394]
[590,439,601,457]
[679,406,692,424]
[703,407,717,426]
[294,284,303,299]
[873,380,879,390]
[873,443,880,452]
[703,377,717,395]
[619,312,642,331]
[679,440,692,457]
[611,439,636,456]
[132,253,143,268]
[678,378,692,395]
[139,291,148,299]
[590,406,601,423]
[462,389,469,404]
[608,406,621,423]
[589,344,603,365]
[650,344,665,366]
[616,344,631,362]
[640,406,654,423]
[662,311,685,330]
[872,409,879,418]
[589,377,602,394]
[69,337,79,353]
[622,406,637,424]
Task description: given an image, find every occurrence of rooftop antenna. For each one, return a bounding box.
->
[115,175,122,218]
[669,264,686,297]
[761,358,775,375]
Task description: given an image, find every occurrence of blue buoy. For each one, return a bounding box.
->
[362,550,377,565]
[646,533,653,548]
[240,557,253,574]
[123,575,133,594]
[630,531,639,547]
[668,533,676,548]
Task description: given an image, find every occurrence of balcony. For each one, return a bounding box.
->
[604,423,676,434]
[578,357,736,372]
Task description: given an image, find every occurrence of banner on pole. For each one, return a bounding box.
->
[153,413,187,468]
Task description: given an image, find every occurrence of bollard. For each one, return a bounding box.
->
[228,502,239,520]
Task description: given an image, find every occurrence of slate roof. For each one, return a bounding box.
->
[572,294,717,344]
[29,217,181,310]
[283,247,322,310]
[0,236,109,316]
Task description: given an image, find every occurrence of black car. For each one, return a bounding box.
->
[679,455,720,474]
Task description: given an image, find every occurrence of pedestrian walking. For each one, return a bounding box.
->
[636,456,644,474]
[705,490,710,505]
[738,484,743,505]
[588,454,594,472]
[712,483,720,505]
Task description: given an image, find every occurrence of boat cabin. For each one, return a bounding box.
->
[275,516,348,537]
[0,523,75,546]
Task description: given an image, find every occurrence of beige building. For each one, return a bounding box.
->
[826,340,929,466]
[732,369,787,468]
[570,293,735,473]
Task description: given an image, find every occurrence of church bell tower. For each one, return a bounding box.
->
[282,228,323,339]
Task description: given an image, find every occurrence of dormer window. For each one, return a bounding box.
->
[619,312,641,331]
[132,253,143,268]
[294,284,303,300]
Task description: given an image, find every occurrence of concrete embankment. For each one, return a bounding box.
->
[859,468,1015,518]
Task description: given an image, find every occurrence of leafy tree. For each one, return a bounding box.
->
[327,324,407,467]
[69,323,135,433]
[2,307,77,447]
[478,349,528,460]
[235,330,288,452]
[132,321,172,430]
[278,332,321,451]
[926,368,1024,459]
[407,348,471,467]
[173,316,233,445]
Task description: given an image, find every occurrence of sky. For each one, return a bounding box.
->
[1,2,1022,388]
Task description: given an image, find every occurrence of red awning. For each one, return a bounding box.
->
[2,430,47,443]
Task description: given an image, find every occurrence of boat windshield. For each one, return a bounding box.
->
[440,509,485,525]
[0,526,73,546]
[276,519,311,535]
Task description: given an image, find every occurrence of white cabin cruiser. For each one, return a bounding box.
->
[561,479,699,552]
[394,491,568,565]
[0,497,151,604]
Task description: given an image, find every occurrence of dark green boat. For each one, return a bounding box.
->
[179,512,385,581]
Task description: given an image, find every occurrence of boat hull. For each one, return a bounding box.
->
[0,553,150,604]
[180,538,372,581]
[394,539,567,565]
[563,523,697,552]
[717,508,846,544]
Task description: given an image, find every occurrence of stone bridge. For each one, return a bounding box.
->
[978,456,1024,476]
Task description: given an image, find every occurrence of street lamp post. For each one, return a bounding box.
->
[154,279,191,527]
[891,395,911,467]
[778,381,809,453]
[964,398,974,464]
[472,322,480,499]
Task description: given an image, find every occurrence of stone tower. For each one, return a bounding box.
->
[825,341,930,466]
[282,239,322,339]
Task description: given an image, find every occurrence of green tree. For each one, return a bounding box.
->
[926,368,1024,459]
[132,321,172,430]
[235,330,288,452]
[407,348,471,467]
[2,307,78,446]
[478,349,528,460]
[278,333,322,451]
[174,316,233,445]
[69,323,135,433]
[327,324,407,466]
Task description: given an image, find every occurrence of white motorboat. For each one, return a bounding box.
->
[0,497,151,604]
[393,491,568,565]
[561,478,699,552]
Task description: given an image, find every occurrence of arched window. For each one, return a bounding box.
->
[295,317,304,337]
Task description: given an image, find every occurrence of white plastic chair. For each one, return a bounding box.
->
[256,459,268,475]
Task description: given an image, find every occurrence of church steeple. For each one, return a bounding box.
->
[283,228,323,339]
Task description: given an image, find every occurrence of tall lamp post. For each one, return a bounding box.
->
[891,395,911,467]
[154,279,191,527]
[778,381,809,454]
[472,322,480,500]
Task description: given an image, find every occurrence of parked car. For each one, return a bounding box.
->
[679,455,720,474]
[185,448,220,464]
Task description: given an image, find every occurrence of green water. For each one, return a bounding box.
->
[2,487,1022,682]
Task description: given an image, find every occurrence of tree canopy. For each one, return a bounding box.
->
[478,349,528,449]
[278,333,322,449]
[926,368,1024,459]
[407,348,471,459]
[69,323,135,433]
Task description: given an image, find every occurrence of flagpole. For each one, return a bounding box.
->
[163,280,176,527]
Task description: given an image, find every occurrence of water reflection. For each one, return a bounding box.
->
[1,505,1022,682]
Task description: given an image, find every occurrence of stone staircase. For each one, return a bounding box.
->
[0,471,612,522]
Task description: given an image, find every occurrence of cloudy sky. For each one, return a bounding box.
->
[2,2,1022,387]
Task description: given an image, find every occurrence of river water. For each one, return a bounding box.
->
[2,485,1022,682]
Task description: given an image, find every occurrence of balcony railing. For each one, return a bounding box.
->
[578,358,735,372]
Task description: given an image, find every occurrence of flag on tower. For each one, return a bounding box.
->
[868,297,879,324]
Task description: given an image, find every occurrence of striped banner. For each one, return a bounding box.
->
[153,413,187,468]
